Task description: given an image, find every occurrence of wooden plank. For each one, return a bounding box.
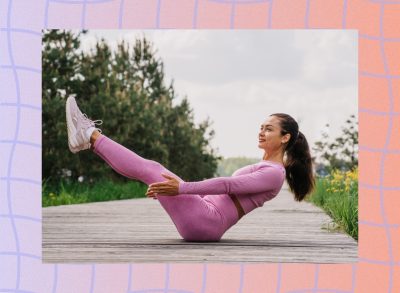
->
[43,245,357,263]
[43,185,358,263]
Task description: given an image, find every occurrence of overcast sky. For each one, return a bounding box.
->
[80,30,357,159]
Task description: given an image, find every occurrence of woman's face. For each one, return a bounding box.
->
[258,116,289,151]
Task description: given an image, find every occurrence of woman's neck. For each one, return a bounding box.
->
[262,152,284,165]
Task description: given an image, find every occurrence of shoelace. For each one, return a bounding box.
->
[80,113,103,133]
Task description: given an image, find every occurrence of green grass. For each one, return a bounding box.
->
[42,179,148,207]
[305,171,358,241]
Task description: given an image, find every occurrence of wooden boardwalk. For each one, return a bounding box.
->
[43,184,358,263]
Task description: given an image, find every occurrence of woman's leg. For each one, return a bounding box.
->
[92,133,182,185]
[92,134,238,241]
[65,96,237,240]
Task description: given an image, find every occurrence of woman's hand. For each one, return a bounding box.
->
[146,173,180,198]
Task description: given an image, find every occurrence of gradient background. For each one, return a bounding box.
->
[0,0,399,292]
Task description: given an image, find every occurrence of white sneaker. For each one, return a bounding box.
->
[66,96,103,153]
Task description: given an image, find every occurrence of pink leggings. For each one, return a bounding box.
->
[93,134,239,242]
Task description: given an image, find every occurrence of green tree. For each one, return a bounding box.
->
[217,157,260,176]
[312,114,358,173]
[42,30,85,183]
[42,30,221,185]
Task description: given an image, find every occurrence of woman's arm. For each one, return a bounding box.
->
[178,165,283,195]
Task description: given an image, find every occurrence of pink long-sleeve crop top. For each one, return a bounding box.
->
[178,160,286,215]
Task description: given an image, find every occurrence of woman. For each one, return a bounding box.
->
[66,96,315,242]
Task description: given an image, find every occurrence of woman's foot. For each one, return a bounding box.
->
[66,96,103,153]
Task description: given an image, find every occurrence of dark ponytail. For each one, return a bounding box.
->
[271,114,315,201]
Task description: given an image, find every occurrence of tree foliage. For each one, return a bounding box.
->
[43,30,221,184]
[312,114,358,174]
[217,157,260,176]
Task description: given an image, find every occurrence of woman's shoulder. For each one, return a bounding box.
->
[232,160,285,176]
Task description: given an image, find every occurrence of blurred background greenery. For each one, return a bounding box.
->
[43,30,222,206]
[43,28,358,237]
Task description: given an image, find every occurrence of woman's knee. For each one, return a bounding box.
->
[142,159,164,182]
[146,159,162,170]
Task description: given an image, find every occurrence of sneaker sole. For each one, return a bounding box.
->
[66,96,80,153]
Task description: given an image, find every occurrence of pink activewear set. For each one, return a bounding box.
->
[93,134,286,241]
